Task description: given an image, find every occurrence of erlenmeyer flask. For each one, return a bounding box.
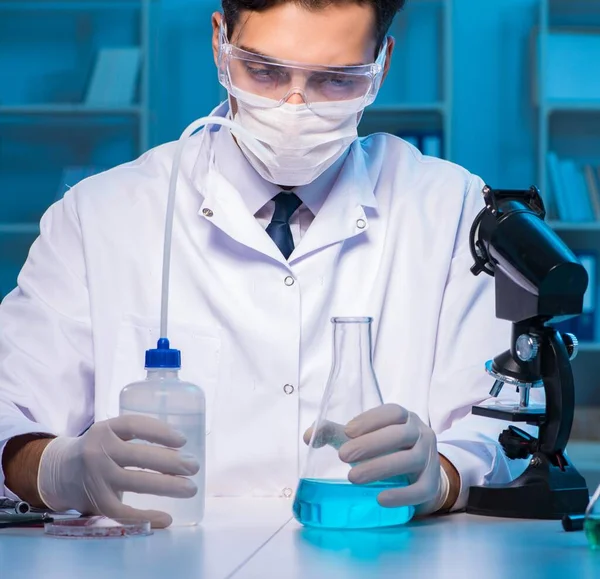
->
[293,317,415,529]
[585,483,600,549]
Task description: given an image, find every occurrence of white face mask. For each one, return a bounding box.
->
[230,90,363,186]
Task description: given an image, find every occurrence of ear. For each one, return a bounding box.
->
[381,35,395,85]
[211,12,223,67]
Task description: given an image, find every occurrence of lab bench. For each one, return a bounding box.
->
[0,498,598,579]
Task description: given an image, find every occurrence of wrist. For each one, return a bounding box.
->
[412,460,450,517]
[437,454,460,513]
[3,434,55,508]
[37,436,79,512]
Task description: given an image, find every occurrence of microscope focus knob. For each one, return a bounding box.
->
[563,333,579,361]
[515,334,539,362]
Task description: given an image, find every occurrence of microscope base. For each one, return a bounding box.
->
[466,452,589,519]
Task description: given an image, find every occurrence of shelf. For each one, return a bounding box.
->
[0,2,142,10]
[366,102,447,114]
[545,100,600,113]
[578,342,600,353]
[0,223,40,235]
[362,104,448,134]
[547,25,600,34]
[549,0,600,16]
[0,0,152,300]
[0,105,142,116]
[549,221,600,232]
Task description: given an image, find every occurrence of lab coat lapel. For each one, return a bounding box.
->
[290,141,378,263]
[199,169,289,267]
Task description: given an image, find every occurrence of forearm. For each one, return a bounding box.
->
[3,434,55,507]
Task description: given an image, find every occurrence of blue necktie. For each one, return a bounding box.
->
[266,192,303,259]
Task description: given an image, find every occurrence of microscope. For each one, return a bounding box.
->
[466,185,590,519]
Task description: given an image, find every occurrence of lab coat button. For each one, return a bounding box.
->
[283,488,293,498]
[284,276,295,286]
[202,208,214,217]
[283,384,295,395]
[356,218,366,229]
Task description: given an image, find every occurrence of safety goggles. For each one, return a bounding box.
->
[217,24,387,112]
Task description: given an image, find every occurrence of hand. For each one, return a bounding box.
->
[37,415,200,528]
[338,404,451,515]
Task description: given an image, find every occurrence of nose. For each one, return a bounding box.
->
[284,92,306,105]
[282,70,309,105]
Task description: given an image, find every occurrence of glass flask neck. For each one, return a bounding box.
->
[146,368,180,380]
[330,317,379,392]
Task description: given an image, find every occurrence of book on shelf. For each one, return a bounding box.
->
[584,165,600,220]
[396,132,443,159]
[546,153,600,223]
[547,151,567,220]
[562,159,594,222]
[554,251,597,342]
[422,135,442,158]
[55,166,106,202]
[577,252,597,342]
[85,47,142,106]
[401,134,420,148]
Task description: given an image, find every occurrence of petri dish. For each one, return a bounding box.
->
[44,517,152,539]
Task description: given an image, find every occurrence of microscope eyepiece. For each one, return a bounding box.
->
[469,186,588,322]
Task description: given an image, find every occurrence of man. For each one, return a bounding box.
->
[0,0,526,528]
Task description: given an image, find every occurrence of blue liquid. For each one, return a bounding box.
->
[293,478,415,529]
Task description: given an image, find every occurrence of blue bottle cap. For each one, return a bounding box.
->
[145,338,181,369]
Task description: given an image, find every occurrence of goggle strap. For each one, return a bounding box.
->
[375,37,388,70]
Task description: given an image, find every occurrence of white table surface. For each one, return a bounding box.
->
[0,499,292,579]
[1,499,599,579]
[236,511,600,579]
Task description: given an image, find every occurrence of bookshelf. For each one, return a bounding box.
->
[546,100,600,113]
[549,221,600,232]
[535,0,600,220]
[0,2,142,9]
[534,1,600,431]
[0,0,155,298]
[0,105,143,115]
[578,342,600,353]
[0,224,40,235]
[358,0,452,160]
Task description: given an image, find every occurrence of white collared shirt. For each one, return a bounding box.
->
[214,127,345,247]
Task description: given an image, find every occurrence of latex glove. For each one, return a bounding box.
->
[37,415,200,528]
[338,404,450,516]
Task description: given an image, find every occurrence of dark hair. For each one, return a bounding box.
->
[221,0,406,51]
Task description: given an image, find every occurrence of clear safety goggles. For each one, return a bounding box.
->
[217,24,387,112]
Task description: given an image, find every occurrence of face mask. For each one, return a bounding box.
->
[230,90,363,186]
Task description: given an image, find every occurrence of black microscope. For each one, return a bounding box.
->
[466,185,590,519]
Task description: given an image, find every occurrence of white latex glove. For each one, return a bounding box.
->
[37,415,200,528]
[307,404,450,516]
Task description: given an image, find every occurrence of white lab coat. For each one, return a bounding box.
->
[0,104,528,509]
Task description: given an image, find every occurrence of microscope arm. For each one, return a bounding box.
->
[539,328,576,458]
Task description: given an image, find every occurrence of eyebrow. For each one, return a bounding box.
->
[237,45,369,68]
